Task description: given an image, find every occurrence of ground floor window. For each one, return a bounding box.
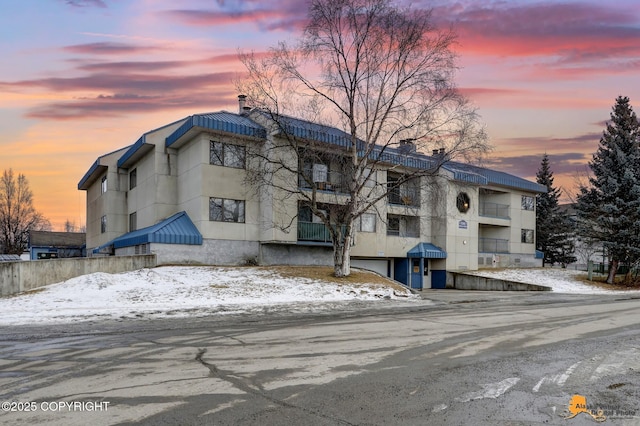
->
[209,198,245,223]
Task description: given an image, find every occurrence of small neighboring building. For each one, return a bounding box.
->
[28,231,86,260]
[79,97,545,289]
[0,254,22,262]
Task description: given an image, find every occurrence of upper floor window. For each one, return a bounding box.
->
[521,229,534,244]
[129,168,137,190]
[521,195,534,211]
[210,141,245,169]
[357,213,376,233]
[100,215,107,233]
[209,198,245,223]
[129,212,137,232]
[101,175,107,194]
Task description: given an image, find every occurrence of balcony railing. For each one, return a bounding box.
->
[298,222,347,243]
[299,171,349,193]
[479,238,509,253]
[479,202,510,219]
[387,187,420,207]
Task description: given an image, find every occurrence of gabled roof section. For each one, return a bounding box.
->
[78,146,129,190]
[407,243,447,259]
[117,116,188,169]
[165,111,266,149]
[117,135,154,169]
[92,211,202,254]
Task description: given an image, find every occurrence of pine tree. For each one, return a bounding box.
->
[536,154,575,267]
[576,96,640,284]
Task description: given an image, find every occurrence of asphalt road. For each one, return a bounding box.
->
[2,291,640,425]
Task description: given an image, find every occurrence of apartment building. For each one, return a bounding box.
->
[78,98,545,289]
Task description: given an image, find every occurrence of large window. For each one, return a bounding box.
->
[210,141,245,169]
[357,213,376,232]
[100,215,107,233]
[209,198,245,223]
[129,168,137,190]
[521,229,534,244]
[101,175,107,194]
[521,195,534,211]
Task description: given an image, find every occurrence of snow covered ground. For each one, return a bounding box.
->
[0,266,417,326]
[468,268,638,294]
[1,266,637,326]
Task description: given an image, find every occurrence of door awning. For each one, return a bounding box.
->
[407,243,447,259]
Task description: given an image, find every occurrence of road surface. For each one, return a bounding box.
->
[1,291,640,425]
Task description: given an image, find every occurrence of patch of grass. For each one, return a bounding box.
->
[260,265,408,291]
[574,273,640,290]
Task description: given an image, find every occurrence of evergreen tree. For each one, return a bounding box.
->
[536,154,575,267]
[576,96,640,284]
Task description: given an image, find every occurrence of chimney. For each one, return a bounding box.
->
[238,95,247,114]
[398,138,417,154]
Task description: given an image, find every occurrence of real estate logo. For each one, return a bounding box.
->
[561,395,606,422]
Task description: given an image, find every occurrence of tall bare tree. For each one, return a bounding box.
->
[239,0,489,277]
[0,169,51,254]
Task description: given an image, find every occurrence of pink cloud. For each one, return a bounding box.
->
[433,1,640,70]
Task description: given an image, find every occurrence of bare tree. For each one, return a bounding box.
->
[238,0,490,277]
[0,169,51,254]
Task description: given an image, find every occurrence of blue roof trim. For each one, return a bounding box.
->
[92,211,202,253]
[270,113,542,193]
[166,112,266,148]
[407,243,447,259]
[117,135,148,168]
[444,163,546,193]
[77,159,101,190]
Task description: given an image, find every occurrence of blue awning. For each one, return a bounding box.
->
[407,243,447,259]
[92,211,202,254]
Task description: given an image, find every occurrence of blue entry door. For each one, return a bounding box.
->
[410,258,423,289]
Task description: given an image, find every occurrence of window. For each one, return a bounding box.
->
[129,212,137,232]
[457,192,471,213]
[387,216,400,236]
[100,215,107,233]
[209,198,245,223]
[101,175,107,194]
[521,195,534,211]
[357,213,376,232]
[210,141,245,168]
[129,168,137,190]
[521,229,534,244]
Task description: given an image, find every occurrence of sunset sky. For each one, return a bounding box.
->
[1,0,639,230]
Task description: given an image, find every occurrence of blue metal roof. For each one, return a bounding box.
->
[264,112,543,193]
[443,162,546,193]
[165,111,266,148]
[92,211,202,253]
[407,243,447,259]
[117,135,154,169]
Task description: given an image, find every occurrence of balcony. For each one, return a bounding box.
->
[299,170,349,193]
[388,187,420,207]
[479,202,510,219]
[298,222,347,244]
[479,238,509,253]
